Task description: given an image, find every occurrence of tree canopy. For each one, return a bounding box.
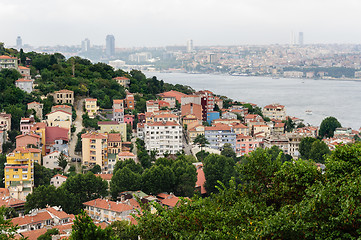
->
[319,116,342,138]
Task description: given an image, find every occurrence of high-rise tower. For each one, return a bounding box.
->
[106,35,115,56]
[298,32,304,45]
[81,38,91,52]
[187,39,193,53]
[16,36,22,49]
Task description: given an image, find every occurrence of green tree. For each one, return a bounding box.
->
[299,137,317,160]
[0,206,20,239]
[203,154,236,193]
[34,163,53,187]
[59,172,108,214]
[25,185,58,213]
[70,210,113,240]
[193,134,209,150]
[319,116,341,138]
[110,167,141,200]
[141,165,175,194]
[57,152,68,174]
[90,164,101,174]
[37,228,59,240]
[221,143,237,161]
[283,117,295,132]
[171,156,197,197]
[107,221,137,240]
[309,139,331,163]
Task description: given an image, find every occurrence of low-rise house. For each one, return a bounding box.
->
[18,66,31,79]
[0,112,11,131]
[45,126,69,155]
[222,111,237,120]
[263,135,289,155]
[137,113,146,123]
[118,152,136,162]
[212,118,240,126]
[0,188,25,215]
[294,126,318,138]
[182,114,201,127]
[193,163,206,196]
[44,151,69,170]
[181,103,203,121]
[157,193,182,209]
[27,102,43,120]
[51,105,72,115]
[15,133,41,149]
[84,198,136,222]
[85,98,99,118]
[231,123,249,136]
[244,114,264,124]
[113,76,130,88]
[50,174,68,188]
[188,124,205,143]
[252,124,271,137]
[113,109,125,123]
[137,123,145,140]
[12,206,74,233]
[272,122,285,135]
[125,93,135,110]
[46,110,72,135]
[15,78,34,93]
[53,89,74,105]
[98,121,127,141]
[124,114,135,127]
[158,90,187,108]
[20,117,35,135]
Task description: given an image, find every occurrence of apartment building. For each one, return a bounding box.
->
[46,110,72,135]
[113,99,124,123]
[125,93,135,110]
[84,198,136,222]
[0,55,18,69]
[262,104,286,120]
[144,121,183,157]
[98,121,127,141]
[5,147,41,200]
[235,134,261,156]
[204,124,236,151]
[85,98,99,118]
[53,90,74,105]
[81,132,107,168]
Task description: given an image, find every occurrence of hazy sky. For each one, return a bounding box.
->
[1,0,361,48]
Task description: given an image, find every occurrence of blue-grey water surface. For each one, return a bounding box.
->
[146,72,361,130]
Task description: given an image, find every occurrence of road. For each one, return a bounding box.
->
[68,98,85,171]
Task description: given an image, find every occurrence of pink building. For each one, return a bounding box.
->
[235,134,261,156]
[15,133,41,149]
[20,117,35,135]
[124,114,134,127]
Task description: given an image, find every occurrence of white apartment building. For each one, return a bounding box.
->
[144,121,183,157]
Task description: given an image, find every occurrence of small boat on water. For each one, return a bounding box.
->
[305,110,312,115]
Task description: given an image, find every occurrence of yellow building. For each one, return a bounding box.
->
[98,121,127,141]
[45,110,72,136]
[5,147,41,200]
[85,98,99,118]
[81,132,107,169]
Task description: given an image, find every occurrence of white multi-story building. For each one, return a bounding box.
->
[144,121,183,157]
[262,104,286,120]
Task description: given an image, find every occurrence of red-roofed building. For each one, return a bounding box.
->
[20,116,35,135]
[45,126,69,155]
[81,132,107,168]
[194,163,206,195]
[83,198,136,222]
[124,114,134,127]
[15,133,41,149]
[0,55,18,69]
[158,90,187,107]
[50,174,67,188]
[262,104,286,120]
[236,134,262,156]
[113,76,130,88]
[51,105,72,114]
[125,92,135,110]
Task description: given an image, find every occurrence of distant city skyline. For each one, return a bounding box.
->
[2,1,361,48]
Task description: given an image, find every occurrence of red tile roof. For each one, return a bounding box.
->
[146,121,180,127]
[81,132,107,139]
[161,196,180,208]
[45,110,72,116]
[98,121,118,125]
[18,66,29,70]
[14,147,41,153]
[12,211,52,226]
[196,166,206,194]
[45,207,73,220]
[205,123,232,131]
[95,174,113,181]
[158,90,187,103]
[56,89,73,93]
[85,98,97,101]
[15,133,41,139]
[113,77,130,81]
[108,133,122,142]
[16,78,32,82]
[83,198,133,213]
[0,55,17,59]
[45,126,69,144]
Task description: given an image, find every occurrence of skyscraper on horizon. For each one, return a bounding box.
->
[81,38,90,52]
[16,36,22,49]
[106,35,115,56]
[298,32,304,45]
[187,39,193,53]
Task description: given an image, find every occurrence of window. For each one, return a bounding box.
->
[23,174,27,179]
[13,175,19,179]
